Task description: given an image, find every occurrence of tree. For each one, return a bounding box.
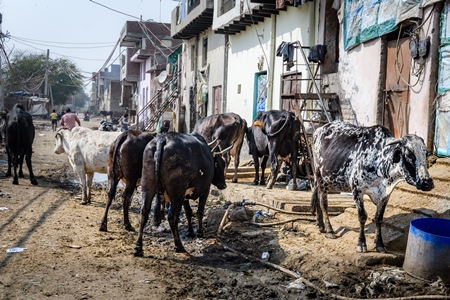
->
[3,50,85,106]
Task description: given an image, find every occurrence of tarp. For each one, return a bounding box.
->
[343,0,442,50]
[28,96,49,116]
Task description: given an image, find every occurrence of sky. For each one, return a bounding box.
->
[0,0,179,91]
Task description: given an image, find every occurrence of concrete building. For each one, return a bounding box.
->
[91,64,121,116]
[170,0,449,157]
[119,20,182,129]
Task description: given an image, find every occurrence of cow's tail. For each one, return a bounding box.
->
[310,180,319,216]
[110,132,128,177]
[154,136,166,226]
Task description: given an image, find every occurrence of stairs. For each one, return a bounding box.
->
[136,71,180,132]
[279,41,342,182]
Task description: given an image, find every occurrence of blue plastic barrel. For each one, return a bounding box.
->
[403,218,450,285]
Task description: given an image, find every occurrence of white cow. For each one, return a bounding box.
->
[54,127,121,204]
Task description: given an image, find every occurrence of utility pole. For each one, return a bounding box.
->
[0,13,4,111]
[44,49,49,98]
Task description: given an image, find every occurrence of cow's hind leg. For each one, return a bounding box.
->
[167,196,186,253]
[260,156,268,186]
[196,191,208,238]
[122,180,138,231]
[12,154,19,185]
[353,187,368,253]
[25,152,38,185]
[99,175,120,232]
[252,155,260,185]
[374,198,389,253]
[316,176,335,238]
[133,188,155,257]
[183,200,195,237]
[18,154,25,178]
[311,184,325,233]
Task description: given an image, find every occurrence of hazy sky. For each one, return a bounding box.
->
[0,0,179,90]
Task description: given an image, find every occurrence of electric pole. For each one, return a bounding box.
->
[0,13,4,111]
[44,49,49,98]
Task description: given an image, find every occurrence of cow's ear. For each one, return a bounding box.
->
[392,146,402,163]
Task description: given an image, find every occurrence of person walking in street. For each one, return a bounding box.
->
[120,113,129,132]
[60,108,81,130]
[50,109,58,131]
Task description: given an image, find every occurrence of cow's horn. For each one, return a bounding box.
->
[386,139,402,146]
[210,143,219,153]
[208,137,219,147]
[216,143,234,155]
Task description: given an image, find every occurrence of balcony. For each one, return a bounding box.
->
[120,48,140,83]
[213,0,281,35]
[171,0,214,39]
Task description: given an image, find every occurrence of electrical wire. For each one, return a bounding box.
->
[10,36,117,49]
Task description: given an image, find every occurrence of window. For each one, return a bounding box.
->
[191,45,196,71]
[220,0,236,15]
[202,38,208,67]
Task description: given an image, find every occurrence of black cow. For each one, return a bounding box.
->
[134,132,227,255]
[99,130,156,232]
[194,113,247,183]
[5,103,38,185]
[246,126,269,185]
[311,121,434,253]
[100,110,113,120]
[253,110,301,189]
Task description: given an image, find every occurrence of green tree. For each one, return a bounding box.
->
[72,90,90,111]
[3,50,84,106]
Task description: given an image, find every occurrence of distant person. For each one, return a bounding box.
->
[50,109,58,131]
[120,113,129,132]
[60,108,81,130]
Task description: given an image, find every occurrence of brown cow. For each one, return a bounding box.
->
[194,113,247,183]
[99,130,156,232]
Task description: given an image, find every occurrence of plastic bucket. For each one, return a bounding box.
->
[403,218,450,285]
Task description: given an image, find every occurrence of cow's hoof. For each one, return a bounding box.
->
[232,178,238,183]
[259,181,266,186]
[186,232,195,238]
[12,179,18,185]
[376,246,387,253]
[124,224,135,231]
[30,179,38,185]
[79,200,89,205]
[133,247,143,257]
[356,245,367,253]
[326,232,336,239]
[196,231,204,238]
[175,246,187,253]
[252,181,258,185]
[99,224,107,232]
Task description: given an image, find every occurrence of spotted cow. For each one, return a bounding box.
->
[311,121,434,253]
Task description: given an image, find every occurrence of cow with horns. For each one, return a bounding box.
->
[252,110,301,189]
[133,132,227,255]
[311,121,434,253]
[194,113,247,183]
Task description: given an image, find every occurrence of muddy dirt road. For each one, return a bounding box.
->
[0,118,448,300]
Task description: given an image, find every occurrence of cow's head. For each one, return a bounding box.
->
[54,128,70,154]
[212,153,227,190]
[389,135,434,191]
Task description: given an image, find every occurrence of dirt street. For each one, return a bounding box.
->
[0,117,448,300]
